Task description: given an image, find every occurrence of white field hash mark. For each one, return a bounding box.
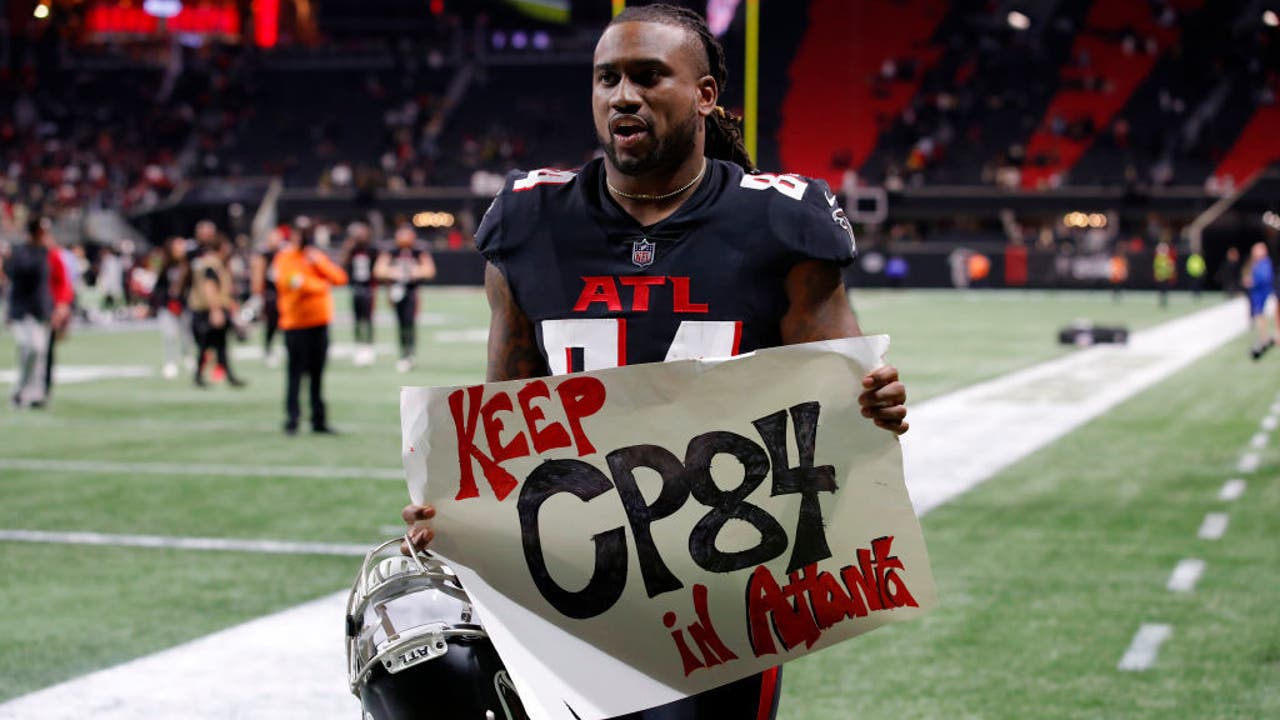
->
[1118,624,1173,671]
[0,457,403,481]
[0,530,370,557]
[1166,559,1206,593]
[1218,478,1247,501]
[1250,432,1269,449]
[1198,513,1230,540]
[1261,415,1278,432]
[1237,452,1260,473]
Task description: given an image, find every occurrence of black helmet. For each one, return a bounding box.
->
[346,538,531,720]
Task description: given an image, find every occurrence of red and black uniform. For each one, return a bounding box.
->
[345,244,378,345]
[388,245,427,361]
[475,157,856,720]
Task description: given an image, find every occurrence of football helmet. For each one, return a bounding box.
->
[346,537,530,720]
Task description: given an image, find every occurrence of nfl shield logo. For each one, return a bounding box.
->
[631,238,656,268]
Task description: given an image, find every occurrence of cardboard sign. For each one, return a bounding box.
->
[400,336,936,719]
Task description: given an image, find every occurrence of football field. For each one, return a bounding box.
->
[1,288,1277,718]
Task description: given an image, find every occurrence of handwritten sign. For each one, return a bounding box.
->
[400,336,936,720]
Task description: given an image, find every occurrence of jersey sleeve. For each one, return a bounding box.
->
[770,177,857,267]
[47,249,74,305]
[474,170,522,270]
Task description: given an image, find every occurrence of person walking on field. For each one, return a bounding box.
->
[152,236,192,379]
[272,222,348,435]
[340,222,379,367]
[5,217,70,408]
[375,226,436,373]
[189,237,245,387]
[250,227,286,368]
[1245,241,1274,360]
[397,6,908,719]
[1153,240,1176,307]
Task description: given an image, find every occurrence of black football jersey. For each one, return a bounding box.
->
[476,157,856,373]
[347,245,377,289]
[389,247,426,289]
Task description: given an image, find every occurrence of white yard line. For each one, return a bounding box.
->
[0,458,402,481]
[0,592,353,720]
[1261,416,1278,432]
[231,342,396,361]
[1117,624,1173,671]
[1197,513,1230,540]
[1236,452,1260,473]
[0,365,153,385]
[1166,559,1206,593]
[1250,432,1269,449]
[0,530,369,556]
[435,328,490,343]
[1218,478,1247,501]
[0,299,1249,720]
[0,416,391,435]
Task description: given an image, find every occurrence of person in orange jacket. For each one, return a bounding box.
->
[271,218,348,435]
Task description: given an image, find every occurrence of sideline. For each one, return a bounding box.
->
[0,299,1249,720]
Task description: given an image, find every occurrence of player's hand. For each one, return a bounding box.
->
[859,365,908,435]
[210,307,226,328]
[51,303,71,332]
[399,503,436,555]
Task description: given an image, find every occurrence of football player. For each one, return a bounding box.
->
[398,5,908,719]
[249,226,285,368]
[340,222,379,366]
[375,226,437,373]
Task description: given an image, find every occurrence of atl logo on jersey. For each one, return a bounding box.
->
[631,238,656,268]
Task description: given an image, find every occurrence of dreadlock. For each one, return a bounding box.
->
[610,4,757,172]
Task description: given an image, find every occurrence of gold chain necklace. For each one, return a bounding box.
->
[607,160,706,202]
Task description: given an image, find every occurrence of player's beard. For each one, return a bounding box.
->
[601,108,701,178]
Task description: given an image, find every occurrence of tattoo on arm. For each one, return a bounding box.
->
[780,260,862,344]
[485,262,549,381]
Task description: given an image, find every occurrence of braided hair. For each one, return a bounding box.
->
[610,4,757,172]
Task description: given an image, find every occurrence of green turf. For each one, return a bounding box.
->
[0,287,1252,708]
[0,546,353,701]
[779,339,1280,719]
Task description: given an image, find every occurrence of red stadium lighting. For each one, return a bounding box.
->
[86,2,239,37]
[254,0,279,47]
[430,0,444,15]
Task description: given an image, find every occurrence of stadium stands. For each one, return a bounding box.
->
[1213,97,1280,189]
[1018,0,1202,189]
[2,0,1276,267]
[777,0,947,186]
